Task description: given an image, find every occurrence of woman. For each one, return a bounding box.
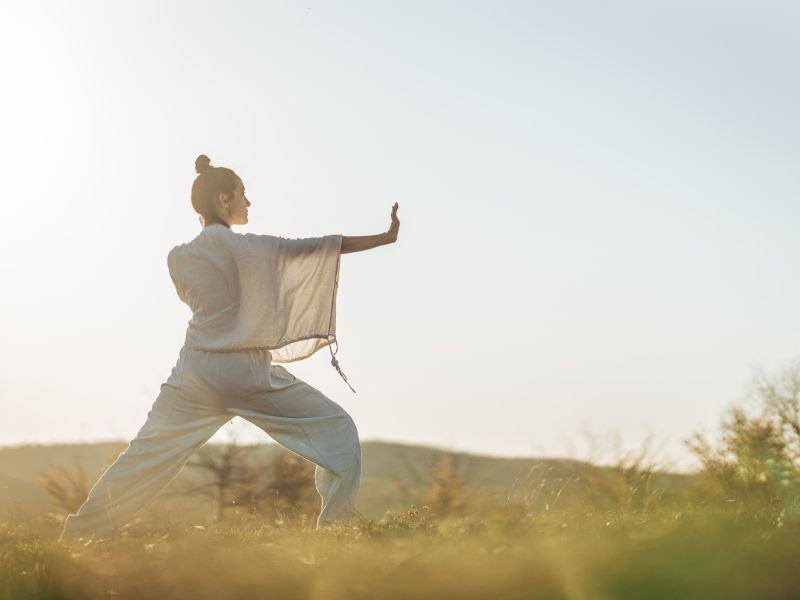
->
[59,155,400,540]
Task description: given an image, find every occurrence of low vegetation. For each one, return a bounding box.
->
[4,361,800,598]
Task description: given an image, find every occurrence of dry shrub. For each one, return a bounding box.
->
[39,444,127,515]
[508,463,580,517]
[513,433,670,520]
[39,464,90,514]
[685,360,800,520]
[577,434,666,516]
[424,454,466,517]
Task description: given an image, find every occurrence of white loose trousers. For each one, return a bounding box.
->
[60,345,361,540]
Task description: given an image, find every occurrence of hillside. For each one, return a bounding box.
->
[0,440,693,520]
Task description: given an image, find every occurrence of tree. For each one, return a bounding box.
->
[172,434,259,521]
[685,360,800,518]
[752,361,800,463]
[249,451,317,522]
[170,424,317,523]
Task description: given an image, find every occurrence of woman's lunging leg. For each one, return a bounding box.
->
[60,384,229,541]
[313,446,361,525]
[227,367,361,528]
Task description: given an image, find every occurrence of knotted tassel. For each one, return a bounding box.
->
[329,341,356,393]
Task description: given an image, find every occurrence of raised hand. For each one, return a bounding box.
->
[387,202,400,242]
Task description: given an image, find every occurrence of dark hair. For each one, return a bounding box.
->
[190,154,240,225]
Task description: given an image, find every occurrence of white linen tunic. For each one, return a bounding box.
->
[167,224,353,389]
[59,225,362,540]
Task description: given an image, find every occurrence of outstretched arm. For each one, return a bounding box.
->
[341,202,400,254]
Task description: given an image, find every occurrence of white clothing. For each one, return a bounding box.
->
[168,224,354,390]
[61,346,361,539]
[60,225,362,540]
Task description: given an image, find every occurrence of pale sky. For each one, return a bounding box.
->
[2,1,799,471]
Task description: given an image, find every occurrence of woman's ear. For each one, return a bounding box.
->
[216,190,232,208]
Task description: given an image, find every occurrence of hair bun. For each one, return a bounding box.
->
[195,154,212,174]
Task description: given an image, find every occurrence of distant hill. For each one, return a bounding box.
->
[0,440,693,520]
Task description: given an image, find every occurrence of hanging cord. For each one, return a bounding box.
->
[326,243,355,393]
[329,338,356,393]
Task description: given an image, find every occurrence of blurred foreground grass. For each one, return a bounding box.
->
[8,361,800,598]
[3,503,800,600]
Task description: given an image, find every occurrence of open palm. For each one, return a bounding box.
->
[388,202,400,241]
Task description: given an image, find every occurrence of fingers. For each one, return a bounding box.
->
[390,203,400,240]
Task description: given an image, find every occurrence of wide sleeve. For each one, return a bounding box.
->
[276,234,343,262]
[237,233,343,362]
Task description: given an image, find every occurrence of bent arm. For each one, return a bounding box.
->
[341,231,396,254]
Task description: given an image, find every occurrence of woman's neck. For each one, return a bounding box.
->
[204,219,231,229]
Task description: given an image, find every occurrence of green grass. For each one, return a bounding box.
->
[2,439,798,598]
[3,504,800,600]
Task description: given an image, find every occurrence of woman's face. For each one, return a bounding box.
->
[222,177,251,225]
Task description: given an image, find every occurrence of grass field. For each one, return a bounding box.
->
[2,423,799,600]
[3,503,800,600]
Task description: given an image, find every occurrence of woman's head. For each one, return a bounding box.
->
[190,155,250,228]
